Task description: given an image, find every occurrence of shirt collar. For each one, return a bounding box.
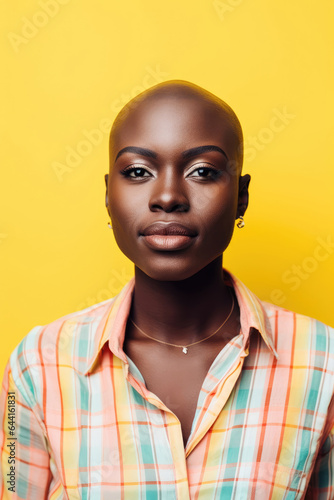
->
[225,270,278,358]
[84,268,278,375]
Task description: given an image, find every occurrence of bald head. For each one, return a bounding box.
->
[109,80,244,172]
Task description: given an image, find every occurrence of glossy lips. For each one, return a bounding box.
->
[141,222,198,251]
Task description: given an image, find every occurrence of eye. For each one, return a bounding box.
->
[187,165,220,179]
[121,165,152,178]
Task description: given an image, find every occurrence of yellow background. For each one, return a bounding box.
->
[1,1,334,377]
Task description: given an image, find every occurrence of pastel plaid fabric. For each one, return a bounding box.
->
[1,269,334,499]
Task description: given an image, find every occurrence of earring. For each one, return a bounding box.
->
[107,221,112,229]
[236,215,245,228]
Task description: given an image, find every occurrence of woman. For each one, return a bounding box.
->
[1,80,333,499]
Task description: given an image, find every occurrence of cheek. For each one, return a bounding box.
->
[108,185,159,265]
[196,182,237,225]
[108,180,139,228]
[110,202,137,230]
[195,183,238,249]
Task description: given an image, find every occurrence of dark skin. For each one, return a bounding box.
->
[104,82,250,447]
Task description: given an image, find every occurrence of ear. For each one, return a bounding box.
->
[236,173,251,219]
[104,174,110,214]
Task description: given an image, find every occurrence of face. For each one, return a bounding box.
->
[105,96,250,281]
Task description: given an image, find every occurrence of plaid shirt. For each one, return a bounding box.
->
[1,269,334,499]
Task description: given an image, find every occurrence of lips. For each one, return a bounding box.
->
[141,222,197,237]
[140,222,198,251]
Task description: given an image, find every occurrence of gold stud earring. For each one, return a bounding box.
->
[236,215,245,228]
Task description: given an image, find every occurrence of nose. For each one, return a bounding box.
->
[149,167,190,213]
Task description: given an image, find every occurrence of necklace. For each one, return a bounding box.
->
[129,288,235,354]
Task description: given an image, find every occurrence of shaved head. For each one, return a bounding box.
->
[105,80,251,280]
[109,80,244,172]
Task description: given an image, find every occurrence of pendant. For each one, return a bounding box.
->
[182,347,188,354]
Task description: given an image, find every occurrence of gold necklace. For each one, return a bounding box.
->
[129,288,235,354]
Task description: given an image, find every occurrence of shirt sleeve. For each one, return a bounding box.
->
[0,360,52,499]
[305,393,334,499]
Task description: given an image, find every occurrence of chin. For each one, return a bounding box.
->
[137,262,208,282]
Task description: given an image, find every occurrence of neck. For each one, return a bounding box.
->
[129,256,234,345]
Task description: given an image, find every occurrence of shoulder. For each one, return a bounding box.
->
[8,297,117,399]
[259,299,334,364]
[261,299,333,333]
[226,268,333,342]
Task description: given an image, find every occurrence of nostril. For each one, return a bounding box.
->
[150,203,189,213]
[149,190,190,213]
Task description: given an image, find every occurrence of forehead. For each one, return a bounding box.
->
[110,96,239,162]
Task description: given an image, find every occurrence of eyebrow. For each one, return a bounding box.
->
[183,145,228,161]
[114,145,228,162]
[115,146,157,162]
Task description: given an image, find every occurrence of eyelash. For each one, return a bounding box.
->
[120,165,221,180]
